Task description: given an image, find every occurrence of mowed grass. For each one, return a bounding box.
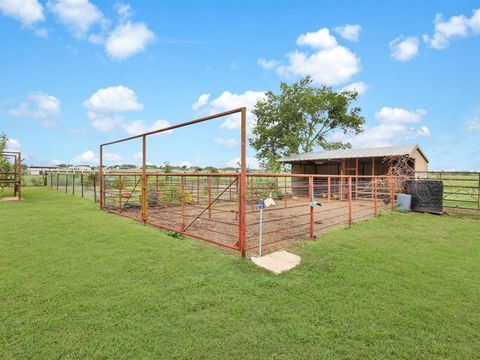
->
[1,188,479,359]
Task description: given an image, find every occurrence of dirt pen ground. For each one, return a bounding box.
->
[120,197,387,256]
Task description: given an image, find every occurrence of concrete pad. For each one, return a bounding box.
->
[251,251,301,274]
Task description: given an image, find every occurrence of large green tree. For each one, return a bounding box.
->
[250,76,365,171]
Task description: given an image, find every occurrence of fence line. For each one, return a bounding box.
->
[45,171,100,203]
[416,171,480,210]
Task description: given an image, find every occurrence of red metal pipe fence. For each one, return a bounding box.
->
[100,172,402,256]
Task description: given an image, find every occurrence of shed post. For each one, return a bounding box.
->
[348,177,352,226]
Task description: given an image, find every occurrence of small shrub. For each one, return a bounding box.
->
[167,231,185,240]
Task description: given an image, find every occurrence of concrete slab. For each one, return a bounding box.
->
[251,251,301,274]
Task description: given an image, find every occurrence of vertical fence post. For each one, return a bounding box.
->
[390,177,395,210]
[72,172,75,195]
[208,176,212,219]
[156,175,159,203]
[196,177,200,204]
[284,176,287,208]
[374,177,378,217]
[309,176,314,240]
[251,176,255,212]
[81,173,84,198]
[238,107,247,256]
[327,177,331,202]
[99,145,103,209]
[181,175,185,230]
[118,175,122,213]
[56,172,59,190]
[141,135,148,224]
[65,173,68,194]
[348,177,352,226]
[93,173,97,203]
[478,173,480,210]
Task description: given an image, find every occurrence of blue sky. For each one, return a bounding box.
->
[1,0,479,170]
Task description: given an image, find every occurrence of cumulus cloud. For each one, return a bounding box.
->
[7,92,61,127]
[0,0,44,26]
[84,85,143,113]
[334,24,361,42]
[423,8,480,49]
[193,90,265,131]
[340,106,430,147]
[213,137,238,148]
[121,119,172,136]
[296,28,337,49]
[340,81,368,95]
[390,36,419,61]
[192,93,210,110]
[5,138,21,152]
[47,0,107,38]
[73,150,97,164]
[83,85,144,131]
[261,27,361,86]
[257,58,279,70]
[105,21,154,60]
[375,107,426,123]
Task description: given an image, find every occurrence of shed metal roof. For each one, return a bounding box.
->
[279,144,428,163]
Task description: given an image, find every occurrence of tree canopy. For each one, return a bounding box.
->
[250,76,365,171]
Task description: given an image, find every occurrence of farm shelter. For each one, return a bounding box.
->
[279,144,429,177]
[0,151,22,201]
[99,108,405,257]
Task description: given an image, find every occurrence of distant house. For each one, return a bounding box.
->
[71,165,92,172]
[28,166,59,175]
[279,144,428,176]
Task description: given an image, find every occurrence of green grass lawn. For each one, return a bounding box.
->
[1,188,479,359]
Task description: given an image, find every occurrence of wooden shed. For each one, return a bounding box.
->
[279,144,429,177]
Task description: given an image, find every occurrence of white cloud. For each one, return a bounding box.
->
[103,152,122,163]
[226,157,260,169]
[340,81,368,95]
[417,126,430,137]
[115,2,131,20]
[213,137,238,148]
[105,21,154,60]
[266,28,361,86]
[389,36,419,61]
[375,107,426,123]
[87,111,123,132]
[83,85,145,132]
[47,0,107,38]
[7,92,61,127]
[84,85,143,113]
[73,150,97,165]
[0,0,44,26]
[334,24,361,42]
[297,28,337,49]
[192,93,210,110]
[5,138,21,152]
[121,119,172,136]
[258,58,279,70]
[194,90,265,131]
[423,8,480,49]
[466,118,480,132]
[34,27,48,38]
[72,150,120,165]
[339,106,429,147]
